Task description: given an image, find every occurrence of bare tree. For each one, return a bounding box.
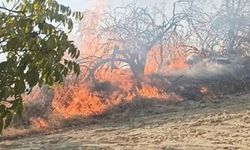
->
[80,2,189,83]
[183,0,250,57]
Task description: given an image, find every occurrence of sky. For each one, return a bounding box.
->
[0,0,220,61]
[1,0,167,61]
[56,0,175,11]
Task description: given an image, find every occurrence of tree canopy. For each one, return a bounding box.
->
[0,0,83,133]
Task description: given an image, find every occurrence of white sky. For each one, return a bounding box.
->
[2,0,165,61]
[0,0,220,61]
[56,0,175,11]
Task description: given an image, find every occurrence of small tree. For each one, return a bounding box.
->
[81,2,187,82]
[0,0,83,132]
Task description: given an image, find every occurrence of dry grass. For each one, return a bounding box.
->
[1,93,250,149]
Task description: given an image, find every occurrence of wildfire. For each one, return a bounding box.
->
[50,1,189,120]
[14,0,248,133]
[30,117,48,129]
[52,86,108,118]
[200,86,208,94]
[79,0,107,57]
[145,45,189,74]
[136,84,174,100]
[167,46,189,71]
[51,70,174,118]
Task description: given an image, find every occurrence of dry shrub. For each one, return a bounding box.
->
[9,86,53,129]
[30,117,48,129]
[96,97,180,123]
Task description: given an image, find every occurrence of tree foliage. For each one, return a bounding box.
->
[0,0,83,133]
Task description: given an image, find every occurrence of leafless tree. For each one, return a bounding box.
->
[79,1,190,82]
[78,0,250,87]
[183,0,250,57]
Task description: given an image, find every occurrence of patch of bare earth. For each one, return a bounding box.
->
[1,93,250,150]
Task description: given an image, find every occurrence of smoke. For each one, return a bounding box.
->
[168,56,245,79]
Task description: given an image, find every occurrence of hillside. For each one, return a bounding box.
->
[0,93,250,150]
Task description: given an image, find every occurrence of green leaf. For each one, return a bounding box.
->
[0,105,5,114]
[47,36,56,49]
[73,62,80,75]
[15,80,26,94]
[68,61,73,70]
[0,87,10,99]
[0,61,8,71]
[4,111,13,129]
[0,0,82,133]
[55,71,63,83]
[67,19,73,31]
[0,118,3,134]
[26,69,40,88]
[15,99,23,118]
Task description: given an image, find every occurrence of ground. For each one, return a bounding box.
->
[0,93,250,150]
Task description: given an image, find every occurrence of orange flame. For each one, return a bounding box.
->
[51,2,188,120]
[79,0,107,57]
[30,117,48,129]
[52,86,108,118]
[145,45,189,74]
[200,86,208,94]
[167,46,189,71]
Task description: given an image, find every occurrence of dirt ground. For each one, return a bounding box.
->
[1,93,250,150]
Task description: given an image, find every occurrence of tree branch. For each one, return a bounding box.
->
[0,6,24,14]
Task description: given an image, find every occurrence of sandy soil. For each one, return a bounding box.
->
[1,93,250,150]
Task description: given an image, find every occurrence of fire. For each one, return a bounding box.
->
[30,117,48,129]
[200,86,208,94]
[51,2,189,120]
[79,0,107,57]
[51,70,174,118]
[52,86,108,118]
[136,83,169,99]
[167,46,189,71]
[145,45,189,74]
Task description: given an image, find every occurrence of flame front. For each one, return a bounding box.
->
[51,2,188,119]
